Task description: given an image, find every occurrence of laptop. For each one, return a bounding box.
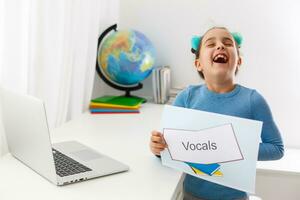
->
[0,88,129,186]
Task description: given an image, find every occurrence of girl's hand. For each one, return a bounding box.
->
[150,130,167,156]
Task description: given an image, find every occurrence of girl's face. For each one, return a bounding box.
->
[195,28,241,83]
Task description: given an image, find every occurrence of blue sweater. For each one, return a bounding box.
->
[173,84,284,200]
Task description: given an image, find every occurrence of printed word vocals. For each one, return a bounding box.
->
[182,141,217,151]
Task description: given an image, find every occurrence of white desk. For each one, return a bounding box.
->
[257,148,300,176]
[0,103,182,200]
[0,103,299,200]
[256,149,300,200]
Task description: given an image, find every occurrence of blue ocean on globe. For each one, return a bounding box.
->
[98,30,156,85]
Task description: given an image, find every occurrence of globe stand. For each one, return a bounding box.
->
[96,24,147,103]
[124,90,147,104]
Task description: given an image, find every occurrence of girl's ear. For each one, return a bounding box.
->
[195,59,203,72]
[237,56,242,68]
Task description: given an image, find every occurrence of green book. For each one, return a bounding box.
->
[91,95,145,107]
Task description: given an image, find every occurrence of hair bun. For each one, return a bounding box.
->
[191,36,201,53]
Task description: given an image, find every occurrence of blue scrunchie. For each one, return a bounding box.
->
[191,32,243,53]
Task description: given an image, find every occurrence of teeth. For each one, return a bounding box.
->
[213,54,228,62]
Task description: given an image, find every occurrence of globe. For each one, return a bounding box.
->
[98,28,156,86]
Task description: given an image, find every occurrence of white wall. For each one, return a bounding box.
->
[91,1,121,99]
[117,0,300,148]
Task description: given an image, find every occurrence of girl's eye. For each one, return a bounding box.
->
[207,43,215,47]
[224,43,233,47]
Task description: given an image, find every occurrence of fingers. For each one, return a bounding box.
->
[151,142,166,149]
[151,130,162,137]
[151,131,166,144]
[150,130,167,155]
[151,135,165,144]
[150,143,166,155]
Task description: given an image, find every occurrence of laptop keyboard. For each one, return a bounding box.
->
[52,148,92,177]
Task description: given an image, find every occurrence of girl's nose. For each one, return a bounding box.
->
[217,43,225,50]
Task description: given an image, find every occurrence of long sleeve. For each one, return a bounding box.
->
[172,87,190,107]
[251,91,284,161]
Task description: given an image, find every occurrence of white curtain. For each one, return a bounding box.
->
[0,0,119,156]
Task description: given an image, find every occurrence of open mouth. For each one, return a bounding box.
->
[213,53,228,63]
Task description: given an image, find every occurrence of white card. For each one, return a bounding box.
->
[163,124,244,164]
[160,105,262,193]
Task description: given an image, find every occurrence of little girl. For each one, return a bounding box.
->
[149,27,284,200]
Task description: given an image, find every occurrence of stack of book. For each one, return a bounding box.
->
[166,86,186,105]
[152,66,171,104]
[89,95,144,114]
[185,162,223,177]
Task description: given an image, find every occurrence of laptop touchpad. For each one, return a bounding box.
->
[71,149,103,162]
